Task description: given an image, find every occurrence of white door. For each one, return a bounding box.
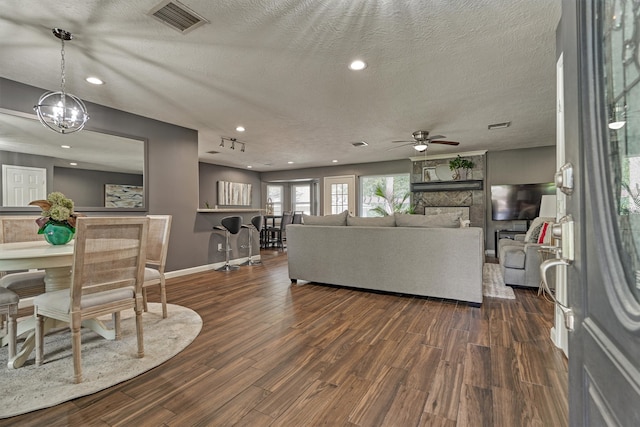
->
[552,1,640,424]
[2,165,47,206]
[323,175,355,215]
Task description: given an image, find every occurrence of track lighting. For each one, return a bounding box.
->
[220,136,247,153]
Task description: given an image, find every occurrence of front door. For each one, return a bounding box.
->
[559,1,640,424]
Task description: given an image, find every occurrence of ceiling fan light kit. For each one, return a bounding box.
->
[34,28,89,135]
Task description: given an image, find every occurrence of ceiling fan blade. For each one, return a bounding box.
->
[426,135,446,141]
[387,143,414,150]
[430,140,460,145]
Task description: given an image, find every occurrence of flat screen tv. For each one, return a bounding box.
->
[491,182,556,220]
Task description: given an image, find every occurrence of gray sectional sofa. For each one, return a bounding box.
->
[286,212,484,305]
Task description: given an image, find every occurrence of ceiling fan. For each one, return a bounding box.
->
[390,130,460,152]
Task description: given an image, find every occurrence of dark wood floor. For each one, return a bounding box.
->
[2,250,568,426]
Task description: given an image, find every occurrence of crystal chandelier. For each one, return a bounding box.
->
[34,28,89,134]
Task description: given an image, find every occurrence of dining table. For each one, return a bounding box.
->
[0,240,116,368]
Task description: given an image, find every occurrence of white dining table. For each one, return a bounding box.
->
[0,240,116,368]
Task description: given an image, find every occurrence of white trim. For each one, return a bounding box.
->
[164,256,260,279]
[409,149,487,162]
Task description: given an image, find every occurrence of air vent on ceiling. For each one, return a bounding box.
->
[206,150,220,155]
[352,141,368,147]
[149,1,209,34]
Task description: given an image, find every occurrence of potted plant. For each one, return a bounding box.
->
[29,192,84,245]
[449,155,475,180]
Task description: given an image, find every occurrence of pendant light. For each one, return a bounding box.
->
[34,28,89,134]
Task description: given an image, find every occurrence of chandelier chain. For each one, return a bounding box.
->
[60,36,66,96]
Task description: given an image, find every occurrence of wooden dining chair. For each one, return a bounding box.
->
[0,287,19,361]
[142,215,172,318]
[34,217,148,384]
[0,217,47,302]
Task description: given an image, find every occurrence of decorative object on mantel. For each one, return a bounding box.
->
[33,28,89,134]
[449,155,476,180]
[29,192,84,245]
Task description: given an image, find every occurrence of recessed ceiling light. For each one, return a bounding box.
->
[69,162,77,166]
[86,76,104,85]
[488,121,511,130]
[332,160,338,163]
[287,161,294,164]
[61,145,71,149]
[247,165,253,169]
[349,60,367,71]
[236,126,245,132]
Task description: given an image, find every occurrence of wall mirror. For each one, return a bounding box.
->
[0,108,147,211]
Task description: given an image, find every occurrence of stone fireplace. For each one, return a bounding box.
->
[411,152,486,229]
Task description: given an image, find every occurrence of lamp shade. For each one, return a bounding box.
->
[539,194,557,218]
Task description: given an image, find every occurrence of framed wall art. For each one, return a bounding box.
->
[217,181,252,206]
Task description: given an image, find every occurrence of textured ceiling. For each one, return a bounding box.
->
[0,0,561,172]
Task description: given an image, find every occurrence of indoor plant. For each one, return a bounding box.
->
[449,155,475,180]
[29,192,83,245]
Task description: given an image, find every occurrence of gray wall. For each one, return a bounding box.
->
[199,163,261,209]
[0,78,203,272]
[486,146,556,253]
[54,167,143,207]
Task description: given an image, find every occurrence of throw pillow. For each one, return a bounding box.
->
[302,210,348,226]
[347,215,396,227]
[395,213,460,228]
[524,217,554,242]
[527,222,544,243]
[537,221,553,244]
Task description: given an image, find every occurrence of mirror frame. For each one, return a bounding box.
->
[0,108,148,213]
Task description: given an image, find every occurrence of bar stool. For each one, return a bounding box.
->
[0,287,19,361]
[241,215,264,266]
[214,216,243,271]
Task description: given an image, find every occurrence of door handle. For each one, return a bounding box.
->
[540,258,575,331]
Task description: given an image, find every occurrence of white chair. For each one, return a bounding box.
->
[142,215,172,318]
[34,217,148,383]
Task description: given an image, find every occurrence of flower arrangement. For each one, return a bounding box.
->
[29,192,83,233]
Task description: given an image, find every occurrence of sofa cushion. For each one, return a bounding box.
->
[347,215,396,227]
[503,248,526,269]
[395,213,461,228]
[303,210,348,226]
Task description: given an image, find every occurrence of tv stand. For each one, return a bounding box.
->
[495,229,523,258]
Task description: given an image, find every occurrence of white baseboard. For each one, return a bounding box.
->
[485,249,496,257]
[164,255,261,279]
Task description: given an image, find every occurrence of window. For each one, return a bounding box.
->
[266,184,284,215]
[360,174,410,217]
[292,184,311,214]
[330,183,349,214]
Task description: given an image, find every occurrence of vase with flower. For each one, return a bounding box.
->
[29,192,84,245]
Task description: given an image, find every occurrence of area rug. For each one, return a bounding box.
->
[483,263,516,299]
[0,303,202,419]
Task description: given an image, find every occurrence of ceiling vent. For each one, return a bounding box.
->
[149,1,209,34]
[351,141,369,147]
